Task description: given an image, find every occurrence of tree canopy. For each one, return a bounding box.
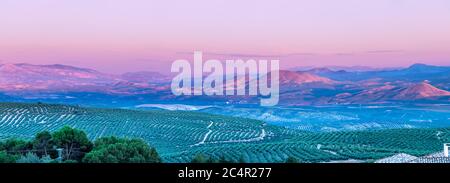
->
[0,127,161,163]
[51,126,93,161]
[32,131,53,157]
[285,156,300,163]
[0,151,18,163]
[82,136,161,163]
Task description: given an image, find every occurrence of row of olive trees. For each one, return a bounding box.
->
[190,153,301,163]
[0,126,161,163]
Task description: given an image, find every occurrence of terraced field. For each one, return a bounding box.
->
[1,102,449,163]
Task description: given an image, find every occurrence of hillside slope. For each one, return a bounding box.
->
[1,102,449,163]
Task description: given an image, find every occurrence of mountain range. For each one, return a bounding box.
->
[0,63,449,106]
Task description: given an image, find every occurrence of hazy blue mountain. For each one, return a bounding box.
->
[0,63,449,106]
[121,71,170,84]
[306,63,450,83]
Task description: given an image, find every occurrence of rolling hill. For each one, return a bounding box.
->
[278,70,333,84]
[306,63,450,83]
[395,82,450,99]
[0,63,168,93]
[1,102,449,163]
[0,63,449,106]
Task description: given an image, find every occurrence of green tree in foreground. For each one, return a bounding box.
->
[0,151,18,163]
[0,138,32,154]
[32,131,53,157]
[191,154,247,163]
[0,127,162,163]
[191,154,210,163]
[285,156,300,163]
[82,136,161,163]
[238,155,247,163]
[16,152,52,163]
[51,126,93,162]
[218,155,235,163]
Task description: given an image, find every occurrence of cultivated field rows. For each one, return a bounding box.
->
[1,102,449,163]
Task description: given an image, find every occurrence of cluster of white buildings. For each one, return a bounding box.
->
[375,143,450,163]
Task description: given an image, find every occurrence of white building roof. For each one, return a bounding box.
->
[375,153,418,163]
[375,151,450,163]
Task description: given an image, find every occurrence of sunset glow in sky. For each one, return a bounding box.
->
[1,0,450,73]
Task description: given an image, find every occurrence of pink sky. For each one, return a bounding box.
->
[1,0,450,73]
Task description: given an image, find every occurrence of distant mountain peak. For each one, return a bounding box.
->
[406,63,450,71]
[0,63,121,91]
[0,63,31,73]
[395,82,450,99]
[1,63,98,73]
[277,70,333,84]
[408,63,432,69]
[42,64,98,73]
[410,63,428,67]
[306,67,336,73]
[121,71,169,83]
